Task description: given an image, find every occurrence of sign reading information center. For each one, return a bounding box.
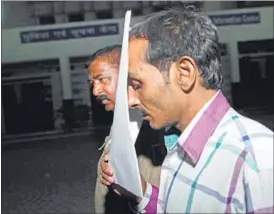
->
[20,23,119,43]
[209,12,260,26]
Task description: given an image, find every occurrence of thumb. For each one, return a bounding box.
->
[104,153,110,163]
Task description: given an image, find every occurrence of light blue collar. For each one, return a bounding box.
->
[164,134,179,150]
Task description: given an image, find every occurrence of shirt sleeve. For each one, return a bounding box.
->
[94,150,109,213]
[94,177,108,213]
[94,137,111,213]
[244,161,273,213]
[137,182,159,214]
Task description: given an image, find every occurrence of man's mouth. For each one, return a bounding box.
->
[102,99,111,105]
[139,109,149,119]
[96,95,111,105]
[143,114,150,120]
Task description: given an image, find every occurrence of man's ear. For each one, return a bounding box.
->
[176,56,198,92]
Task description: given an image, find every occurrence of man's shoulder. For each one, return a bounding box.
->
[220,108,273,139]
[219,108,273,171]
[231,110,272,139]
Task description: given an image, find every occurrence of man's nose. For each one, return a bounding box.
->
[128,86,140,108]
[92,83,102,96]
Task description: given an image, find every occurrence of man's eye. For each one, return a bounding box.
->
[133,83,141,90]
[88,80,94,85]
[99,77,110,84]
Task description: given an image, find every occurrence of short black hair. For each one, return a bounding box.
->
[86,45,122,68]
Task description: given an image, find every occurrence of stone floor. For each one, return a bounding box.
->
[2,129,110,214]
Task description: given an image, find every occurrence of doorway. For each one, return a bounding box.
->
[2,79,54,134]
[233,39,274,113]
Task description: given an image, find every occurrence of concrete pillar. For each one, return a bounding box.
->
[51,72,63,112]
[59,56,72,100]
[59,56,74,131]
[229,42,240,83]
[51,72,64,130]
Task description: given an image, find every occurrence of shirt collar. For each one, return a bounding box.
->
[177,91,230,164]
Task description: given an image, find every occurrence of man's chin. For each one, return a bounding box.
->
[149,119,174,130]
[104,104,114,112]
[148,119,163,130]
[149,123,163,130]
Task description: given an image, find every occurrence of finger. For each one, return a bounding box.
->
[101,161,113,176]
[100,168,115,183]
[100,171,115,186]
[104,153,109,162]
[101,173,115,184]
[100,177,111,186]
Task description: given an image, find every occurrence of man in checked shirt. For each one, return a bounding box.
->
[100,8,273,213]
[87,45,168,214]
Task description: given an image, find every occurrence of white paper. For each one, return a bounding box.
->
[109,10,144,198]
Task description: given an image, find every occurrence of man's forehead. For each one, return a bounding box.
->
[91,57,117,68]
[128,59,144,77]
[128,70,140,78]
[89,59,117,78]
[129,37,148,46]
[129,38,148,57]
[128,38,148,77]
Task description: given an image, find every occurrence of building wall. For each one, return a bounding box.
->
[1,1,36,28]
[2,19,122,63]
[1,6,274,134]
[209,7,274,82]
[2,7,273,82]
[203,1,237,12]
[2,1,238,29]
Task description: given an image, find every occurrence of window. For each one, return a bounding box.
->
[39,15,55,25]
[96,10,113,19]
[131,9,143,16]
[68,13,84,22]
[237,1,274,8]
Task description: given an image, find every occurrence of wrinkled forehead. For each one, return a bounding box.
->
[128,38,149,77]
[89,58,118,79]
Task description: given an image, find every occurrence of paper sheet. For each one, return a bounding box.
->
[109,10,144,198]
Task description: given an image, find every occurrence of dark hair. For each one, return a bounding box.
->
[129,7,223,90]
[86,44,122,68]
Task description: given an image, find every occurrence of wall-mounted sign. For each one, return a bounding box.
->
[20,23,119,44]
[19,12,260,43]
[209,12,260,26]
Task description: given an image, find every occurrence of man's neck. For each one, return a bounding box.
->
[176,89,218,132]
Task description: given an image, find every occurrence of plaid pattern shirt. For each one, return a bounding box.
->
[137,92,273,213]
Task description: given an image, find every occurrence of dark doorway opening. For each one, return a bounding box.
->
[2,80,54,134]
[232,39,273,114]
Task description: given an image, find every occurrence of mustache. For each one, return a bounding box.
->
[96,94,111,102]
